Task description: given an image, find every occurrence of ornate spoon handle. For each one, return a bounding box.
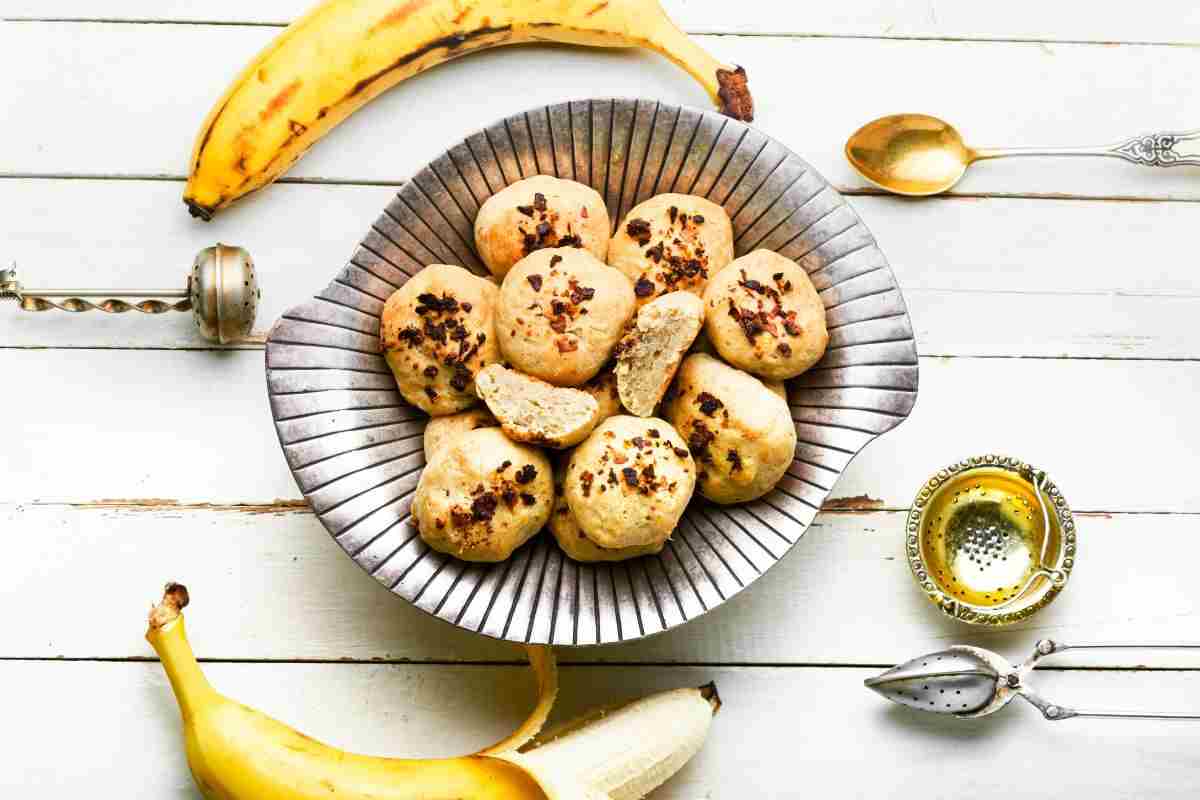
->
[973,129,1200,166]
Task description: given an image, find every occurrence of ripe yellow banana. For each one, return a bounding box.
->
[184,0,753,219]
[147,583,719,799]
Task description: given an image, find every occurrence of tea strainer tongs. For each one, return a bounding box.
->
[867,639,1200,722]
[0,244,259,344]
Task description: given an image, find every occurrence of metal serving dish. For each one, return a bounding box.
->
[265,98,919,645]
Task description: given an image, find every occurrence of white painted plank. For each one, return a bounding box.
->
[3,351,1198,512]
[7,22,1200,200]
[4,503,1199,667]
[9,660,1200,797]
[0,180,398,349]
[5,180,1200,358]
[9,0,1200,45]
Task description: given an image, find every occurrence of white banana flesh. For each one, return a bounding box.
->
[504,684,721,800]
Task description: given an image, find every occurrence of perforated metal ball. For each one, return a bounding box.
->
[190,244,259,344]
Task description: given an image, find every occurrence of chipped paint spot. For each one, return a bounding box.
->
[66,498,311,515]
[823,494,886,511]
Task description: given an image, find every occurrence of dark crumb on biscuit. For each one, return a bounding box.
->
[673,446,690,459]
[696,392,724,416]
[777,342,792,357]
[621,467,639,487]
[533,192,547,212]
[687,421,716,463]
[626,218,652,246]
[515,464,538,484]
[424,386,439,402]
[527,274,543,291]
[555,338,579,353]
[498,460,512,473]
[726,449,743,473]
[470,493,498,522]
[579,470,594,497]
[520,493,536,506]
[634,277,655,297]
[549,254,563,267]
[423,365,439,378]
[648,428,661,438]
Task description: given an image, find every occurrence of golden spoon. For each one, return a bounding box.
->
[845,113,1200,196]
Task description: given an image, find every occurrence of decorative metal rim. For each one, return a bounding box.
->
[907,454,1076,626]
[265,97,919,646]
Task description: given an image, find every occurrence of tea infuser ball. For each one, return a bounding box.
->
[189,244,260,344]
[0,243,260,344]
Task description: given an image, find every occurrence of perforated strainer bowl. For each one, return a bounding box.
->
[907,455,1076,626]
[265,98,919,646]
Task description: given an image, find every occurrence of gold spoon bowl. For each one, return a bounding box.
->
[846,113,1200,196]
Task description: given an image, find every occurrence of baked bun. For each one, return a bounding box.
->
[414,427,552,562]
[475,364,600,449]
[381,264,500,416]
[615,291,704,417]
[608,194,734,306]
[548,456,663,562]
[474,175,610,278]
[664,353,796,504]
[563,415,696,549]
[497,247,635,386]
[702,249,828,380]
[423,408,497,462]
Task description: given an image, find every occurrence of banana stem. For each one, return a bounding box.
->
[146,583,216,721]
[641,19,753,121]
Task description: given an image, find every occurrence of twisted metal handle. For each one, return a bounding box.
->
[1,270,191,314]
[16,296,192,314]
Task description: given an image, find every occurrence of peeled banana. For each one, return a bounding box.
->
[184,0,753,219]
[146,583,719,799]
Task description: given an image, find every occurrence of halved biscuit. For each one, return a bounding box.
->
[475,364,600,449]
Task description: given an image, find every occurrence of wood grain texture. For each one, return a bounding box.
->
[6,22,1200,200]
[4,179,1200,358]
[8,0,1200,45]
[9,660,1200,797]
[4,350,1198,513]
[4,503,1199,667]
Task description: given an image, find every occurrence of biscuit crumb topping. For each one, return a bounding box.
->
[517,192,585,255]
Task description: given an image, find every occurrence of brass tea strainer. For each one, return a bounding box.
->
[908,455,1075,626]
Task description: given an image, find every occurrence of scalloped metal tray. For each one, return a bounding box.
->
[266,98,918,646]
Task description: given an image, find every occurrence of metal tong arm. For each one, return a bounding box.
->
[1014,639,1200,721]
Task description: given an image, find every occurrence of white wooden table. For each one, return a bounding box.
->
[4,2,1200,796]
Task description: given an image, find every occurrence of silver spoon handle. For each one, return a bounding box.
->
[973,129,1200,166]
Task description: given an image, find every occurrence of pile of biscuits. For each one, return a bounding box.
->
[379,175,829,563]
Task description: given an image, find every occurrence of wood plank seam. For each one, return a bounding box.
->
[7,16,1200,49]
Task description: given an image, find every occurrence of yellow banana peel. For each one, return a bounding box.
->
[146,582,718,799]
[183,0,753,218]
